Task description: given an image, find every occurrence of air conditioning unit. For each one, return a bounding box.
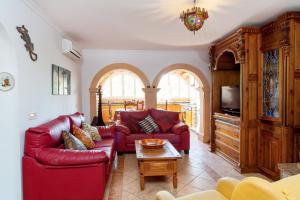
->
[61,38,81,61]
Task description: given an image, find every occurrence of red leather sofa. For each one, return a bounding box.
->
[23,112,116,200]
[115,109,190,154]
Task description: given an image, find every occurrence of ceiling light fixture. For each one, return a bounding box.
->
[180,0,209,34]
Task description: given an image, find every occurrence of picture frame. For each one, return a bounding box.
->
[52,64,71,95]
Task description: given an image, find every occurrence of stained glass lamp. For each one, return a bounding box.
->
[180,0,208,34]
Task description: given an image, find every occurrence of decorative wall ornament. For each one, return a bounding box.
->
[16,25,38,61]
[180,0,208,34]
[0,72,15,92]
[52,64,71,95]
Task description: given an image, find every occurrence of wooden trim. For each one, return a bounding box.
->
[248,74,258,81]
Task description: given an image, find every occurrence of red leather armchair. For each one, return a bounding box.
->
[115,109,190,154]
[23,113,116,200]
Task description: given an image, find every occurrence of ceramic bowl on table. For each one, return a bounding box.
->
[139,139,166,149]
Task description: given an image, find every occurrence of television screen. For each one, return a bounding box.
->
[221,86,240,111]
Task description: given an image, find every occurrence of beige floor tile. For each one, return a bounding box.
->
[107,131,270,200]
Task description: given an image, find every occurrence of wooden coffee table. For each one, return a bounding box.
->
[135,140,181,190]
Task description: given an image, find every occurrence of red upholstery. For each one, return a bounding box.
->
[115,120,130,135]
[97,124,116,138]
[150,109,180,132]
[126,133,153,144]
[23,112,116,200]
[120,110,148,133]
[172,121,189,134]
[68,112,85,130]
[35,148,109,166]
[115,109,190,153]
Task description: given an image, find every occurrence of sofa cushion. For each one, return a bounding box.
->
[126,134,153,144]
[72,125,95,149]
[62,131,87,150]
[150,109,180,133]
[82,122,102,141]
[120,110,149,133]
[153,133,180,144]
[35,148,108,166]
[94,138,115,148]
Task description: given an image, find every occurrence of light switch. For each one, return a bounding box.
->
[29,112,37,120]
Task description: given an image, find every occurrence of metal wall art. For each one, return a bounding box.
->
[16,25,38,61]
[0,72,15,92]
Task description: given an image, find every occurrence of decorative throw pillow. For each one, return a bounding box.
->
[62,131,87,150]
[72,125,95,149]
[82,122,102,141]
[144,115,160,132]
[138,115,160,133]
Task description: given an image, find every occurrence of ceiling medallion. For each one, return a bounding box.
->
[180,0,209,34]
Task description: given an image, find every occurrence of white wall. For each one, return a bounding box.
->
[81,49,210,122]
[0,0,82,199]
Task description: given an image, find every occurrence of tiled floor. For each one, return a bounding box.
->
[107,132,269,200]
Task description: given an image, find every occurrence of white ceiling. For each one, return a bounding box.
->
[32,0,300,50]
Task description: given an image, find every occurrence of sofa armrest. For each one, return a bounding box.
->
[172,121,189,134]
[156,191,176,200]
[97,124,116,138]
[115,120,130,135]
[35,148,108,166]
[216,177,240,199]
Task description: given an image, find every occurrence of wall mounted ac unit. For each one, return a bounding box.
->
[61,38,81,61]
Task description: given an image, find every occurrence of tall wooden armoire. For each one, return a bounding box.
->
[210,27,260,173]
[210,11,300,180]
[258,12,300,179]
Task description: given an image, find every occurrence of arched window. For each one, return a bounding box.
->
[101,70,144,100]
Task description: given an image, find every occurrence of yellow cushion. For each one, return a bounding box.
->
[272,174,300,200]
[231,177,286,200]
[177,190,227,200]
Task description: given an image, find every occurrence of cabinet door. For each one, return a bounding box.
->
[259,129,281,178]
[261,49,282,120]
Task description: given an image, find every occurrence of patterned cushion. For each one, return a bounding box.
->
[62,131,87,150]
[145,115,160,132]
[138,115,160,133]
[72,125,95,149]
[82,122,102,141]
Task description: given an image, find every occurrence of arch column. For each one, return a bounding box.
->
[142,87,160,109]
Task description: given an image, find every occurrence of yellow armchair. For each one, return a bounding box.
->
[156,174,300,200]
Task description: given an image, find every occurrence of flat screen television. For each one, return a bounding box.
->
[221,86,240,115]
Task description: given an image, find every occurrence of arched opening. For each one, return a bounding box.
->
[157,69,204,134]
[153,64,210,143]
[89,63,150,122]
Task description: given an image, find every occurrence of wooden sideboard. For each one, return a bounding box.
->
[213,113,240,169]
[210,11,300,179]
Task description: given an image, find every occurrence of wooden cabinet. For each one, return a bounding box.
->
[214,113,240,168]
[210,27,260,173]
[257,12,300,179]
[210,12,300,179]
